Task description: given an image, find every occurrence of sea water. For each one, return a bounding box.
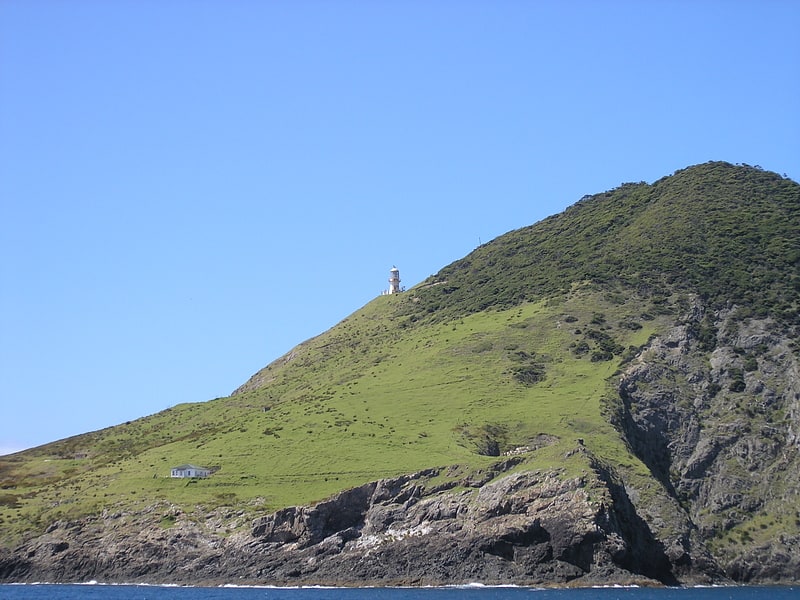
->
[0,585,796,600]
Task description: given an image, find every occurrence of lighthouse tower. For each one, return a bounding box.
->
[388,266,402,294]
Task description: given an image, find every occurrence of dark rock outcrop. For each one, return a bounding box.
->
[0,460,723,586]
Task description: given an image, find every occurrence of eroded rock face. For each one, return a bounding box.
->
[0,461,718,586]
[615,303,800,582]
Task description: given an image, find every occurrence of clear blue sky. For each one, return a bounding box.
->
[1,1,798,455]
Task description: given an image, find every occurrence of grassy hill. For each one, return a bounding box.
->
[1,290,661,542]
[406,161,799,328]
[2,161,798,554]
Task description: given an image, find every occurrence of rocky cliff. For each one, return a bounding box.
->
[0,455,724,586]
[615,300,800,582]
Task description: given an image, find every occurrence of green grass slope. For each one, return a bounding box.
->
[1,161,797,547]
[1,289,661,543]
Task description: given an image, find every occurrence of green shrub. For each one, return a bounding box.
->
[512,364,546,385]
[729,368,746,392]
[743,355,759,372]
[0,493,21,509]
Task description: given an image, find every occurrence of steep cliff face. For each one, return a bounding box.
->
[0,457,725,586]
[616,300,800,581]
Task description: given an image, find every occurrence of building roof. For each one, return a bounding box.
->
[171,464,209,471]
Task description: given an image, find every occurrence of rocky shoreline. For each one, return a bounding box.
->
[0,458,724,587]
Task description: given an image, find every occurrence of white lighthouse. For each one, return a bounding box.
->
[388,266,402,294]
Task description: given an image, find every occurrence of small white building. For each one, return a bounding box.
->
[170,464,212,478]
